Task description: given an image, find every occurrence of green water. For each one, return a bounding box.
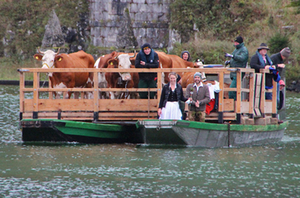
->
[0,85,299,197]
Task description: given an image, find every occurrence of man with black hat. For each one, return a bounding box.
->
[135,43,159,99]
[224,36,249,100]
[250,43,281,100]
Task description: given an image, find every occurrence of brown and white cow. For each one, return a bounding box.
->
[33,49,95,99]
[105,52,138,99]
[155,51,204,83]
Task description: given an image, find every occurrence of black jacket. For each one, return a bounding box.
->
[159,83,187,108]
[271,52,284,77]
[250,53,280,88]
[135,50,159,81]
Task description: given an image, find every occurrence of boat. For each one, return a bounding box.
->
[18,66,287,147]
[137,119,287,148]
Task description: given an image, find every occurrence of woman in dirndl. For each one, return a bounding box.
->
[157,72,188,120]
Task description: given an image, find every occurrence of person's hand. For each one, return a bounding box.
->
[265,65,272,70]
[225,60,230,66]
[140,61,145,65]
[158,108,162,116]
[277,64,285,68]
[225,53,233,58]
[195,101,200,108]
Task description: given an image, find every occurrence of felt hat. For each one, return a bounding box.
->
[257,43,269,50]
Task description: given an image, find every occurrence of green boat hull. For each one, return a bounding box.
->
[137,120,288,148]
[21,119,142,144]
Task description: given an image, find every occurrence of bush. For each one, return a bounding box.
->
[268,33,290,54]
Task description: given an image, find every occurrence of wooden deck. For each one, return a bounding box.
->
[18,67,279,124]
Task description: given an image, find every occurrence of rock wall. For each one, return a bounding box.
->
[89,0,172,49]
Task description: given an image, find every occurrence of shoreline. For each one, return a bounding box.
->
[0,80,49,86]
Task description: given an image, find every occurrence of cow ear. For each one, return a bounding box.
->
[33,54,43,61]
[108,59,118,66]
[130,59,135,65]
[55,55,63,62]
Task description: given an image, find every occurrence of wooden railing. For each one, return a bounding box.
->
[18,67,278,123]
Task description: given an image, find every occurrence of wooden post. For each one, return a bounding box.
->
[19,71,25,120]
[272,79,277,118]
[33,72,39,119]
[218,71,224,123]
[236,69,242,123]
[93,71,99,121]
[248,72,254,118]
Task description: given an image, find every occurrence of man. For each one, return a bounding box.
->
[270,47,291,77]
[271,47,290,105]
[250,43,280,100]
[135,43,159,99]
[224,36,249,100]
[185,72,210,122]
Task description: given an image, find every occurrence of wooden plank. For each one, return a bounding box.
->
[33,72,39,113]
[223,99,234,111]
[218,72,224,112]
[248,72,255,115]
[23,99,159,112]
[19,71,25,113]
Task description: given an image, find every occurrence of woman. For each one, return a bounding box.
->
[158,72,188,120]
[181,51,191,61]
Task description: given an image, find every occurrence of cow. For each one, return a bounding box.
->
[155,51,204,83]
[104,52,138,99]
[94,51,136,99]
[33,49,95,99]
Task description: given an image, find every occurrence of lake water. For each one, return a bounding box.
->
[0,85,300,197]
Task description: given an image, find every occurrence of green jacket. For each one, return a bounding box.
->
[230,43,249,79]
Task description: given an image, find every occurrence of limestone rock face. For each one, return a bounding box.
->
[41,10,65,49]
[116,9,138,49]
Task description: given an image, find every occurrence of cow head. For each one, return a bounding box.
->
[108,52,136,81]
[33,48,60,69]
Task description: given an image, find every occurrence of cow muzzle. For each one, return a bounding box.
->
[119,72,131,81]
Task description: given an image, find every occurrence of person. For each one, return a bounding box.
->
[185,72,210,122]
[270,47,290,76]
[271,47,290,104]
[158,72,188,120]
[224,36,249,100]
[181,51,191,61]
[135,43,159,99]
[277,80,285,110]
[250,43,281,100]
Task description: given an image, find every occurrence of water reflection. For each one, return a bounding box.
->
[0,85,300,197]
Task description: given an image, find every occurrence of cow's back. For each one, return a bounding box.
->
[68,51,95,69]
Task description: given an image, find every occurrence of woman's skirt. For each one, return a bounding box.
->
[159,101,182,120]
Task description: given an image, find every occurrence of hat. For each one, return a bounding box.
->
[177,75,181,83]
[234,36,243,44]
[280,47,291,58]
[194,72,202,79]
[141,43,151,50]
[257,43,269,50]
[279,80,285,86]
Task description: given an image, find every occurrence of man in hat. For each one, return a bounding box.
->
[135,43,159,99]
[224,36,249,100]
[185,72,210,122]
[271,47,290,105]
[250,43,281,100]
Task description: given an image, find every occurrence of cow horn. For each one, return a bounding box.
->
[38,47,45,54]
[55,48,60,55]
[114,53,120,59]
[129,50,136,58]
